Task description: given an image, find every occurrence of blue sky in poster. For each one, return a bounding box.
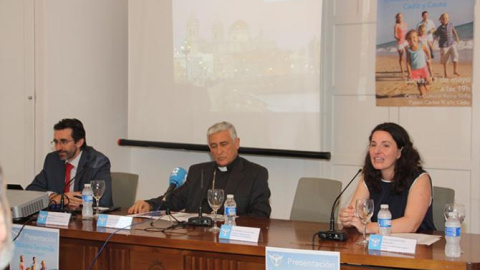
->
[11,225,59,270]
[376,0,474,45]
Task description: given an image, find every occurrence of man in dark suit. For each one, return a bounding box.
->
[128,121,271,218]
[27,118,113,207]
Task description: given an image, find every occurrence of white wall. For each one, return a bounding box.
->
[131,0,480,234]
[323,0,480,233]
[32,0,130,182]
[0,0,35,184]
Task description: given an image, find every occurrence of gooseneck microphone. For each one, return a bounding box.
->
[162,167,187,215]
[187,169,213,226]
[318,169,362,241]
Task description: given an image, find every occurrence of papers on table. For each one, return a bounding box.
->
[129,210,166,219]
[391,233,442,246]
[368,233,442,254]
[129,211,223,222]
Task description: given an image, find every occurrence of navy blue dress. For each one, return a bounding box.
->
[366,171,436,232]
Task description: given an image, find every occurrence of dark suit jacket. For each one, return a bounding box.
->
[26,146,113,207]
[147,157,271,218]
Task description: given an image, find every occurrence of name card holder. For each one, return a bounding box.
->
[368,234,417,254]
[96,214,133,229]
[37,211,71,226]
[219,225,260,243]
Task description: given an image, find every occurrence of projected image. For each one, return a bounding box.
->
[173,0,322,113]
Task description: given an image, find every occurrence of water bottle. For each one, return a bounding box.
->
[224,194,237,226]
[82,184,94,220]
[445,212,461,257]
[378,204,392,236]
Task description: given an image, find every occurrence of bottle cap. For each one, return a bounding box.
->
[227,194,234,199]
[447,212,458,218]
[380,204,389,209]
[84,184,91,187]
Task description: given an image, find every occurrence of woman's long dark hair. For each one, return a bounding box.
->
[363,123,423,194]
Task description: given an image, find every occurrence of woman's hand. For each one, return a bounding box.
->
[339,205,365,232]
[339,205,356,227]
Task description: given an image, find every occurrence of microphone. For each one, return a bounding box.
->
[318,169,362,241]
[162,167,187,202]
[161,167,187,215]
[187,169,213,226]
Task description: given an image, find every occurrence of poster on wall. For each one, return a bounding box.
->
[376,0,474,107]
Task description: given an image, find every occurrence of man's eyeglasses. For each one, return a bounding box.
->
[50,139,74,146]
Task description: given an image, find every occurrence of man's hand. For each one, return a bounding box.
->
[128,200,151,214]
[50,191,83,207]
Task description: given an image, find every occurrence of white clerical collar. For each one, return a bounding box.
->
[218,166,227,172]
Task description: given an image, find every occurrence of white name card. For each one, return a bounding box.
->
[37,211,71,226]
[219,225,260,242]
[96,214,133,229]
[368,234,417,254]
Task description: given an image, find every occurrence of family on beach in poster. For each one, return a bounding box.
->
[376,0,474,107]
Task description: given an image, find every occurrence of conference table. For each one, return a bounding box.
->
[20,209,480,270]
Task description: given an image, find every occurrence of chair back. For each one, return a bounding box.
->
[111,172,139,208]
[433,186,455,231]
[290,177,342,223]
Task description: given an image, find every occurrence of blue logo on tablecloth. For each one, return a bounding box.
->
[97,214,108,227]
[268,253,283,268]
[219,225,232,239]
[265,247,339,270]
[368,234,383,250]
[37,211,48,225]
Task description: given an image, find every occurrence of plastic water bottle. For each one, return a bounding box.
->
[445,212,461,257]
[82,184,94,220]
[224,194,237,226]
[378,204,392,236]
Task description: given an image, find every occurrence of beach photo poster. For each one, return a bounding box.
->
[376,0,474,107]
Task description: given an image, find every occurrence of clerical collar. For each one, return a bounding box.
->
[217,156,240,172]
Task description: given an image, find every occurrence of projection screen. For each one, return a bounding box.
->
[128,0,323,152]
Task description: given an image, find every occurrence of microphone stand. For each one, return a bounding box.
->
[161,191,175,223]
[318,169,362,241]
[188,169,212,226]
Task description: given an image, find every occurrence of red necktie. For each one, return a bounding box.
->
[64,163,74,193]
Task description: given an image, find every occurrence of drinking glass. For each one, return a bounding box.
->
[207,189,224,232]
[355,198,374,245]
[90,180,106,218]
[444,203,466,224]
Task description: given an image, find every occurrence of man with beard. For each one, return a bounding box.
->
[27,118,113,207]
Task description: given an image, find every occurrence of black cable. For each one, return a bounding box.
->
[86,218,152,270]
[88,200,174,269]
[48,194,71,210]
[12,214,38,242]
[311,232,319,249]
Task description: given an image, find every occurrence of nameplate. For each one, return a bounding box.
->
[266,246,340,270]
[96,214,133,229]
[219,225,260,243]
[368,234,417,254]
[37,211,71,226]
